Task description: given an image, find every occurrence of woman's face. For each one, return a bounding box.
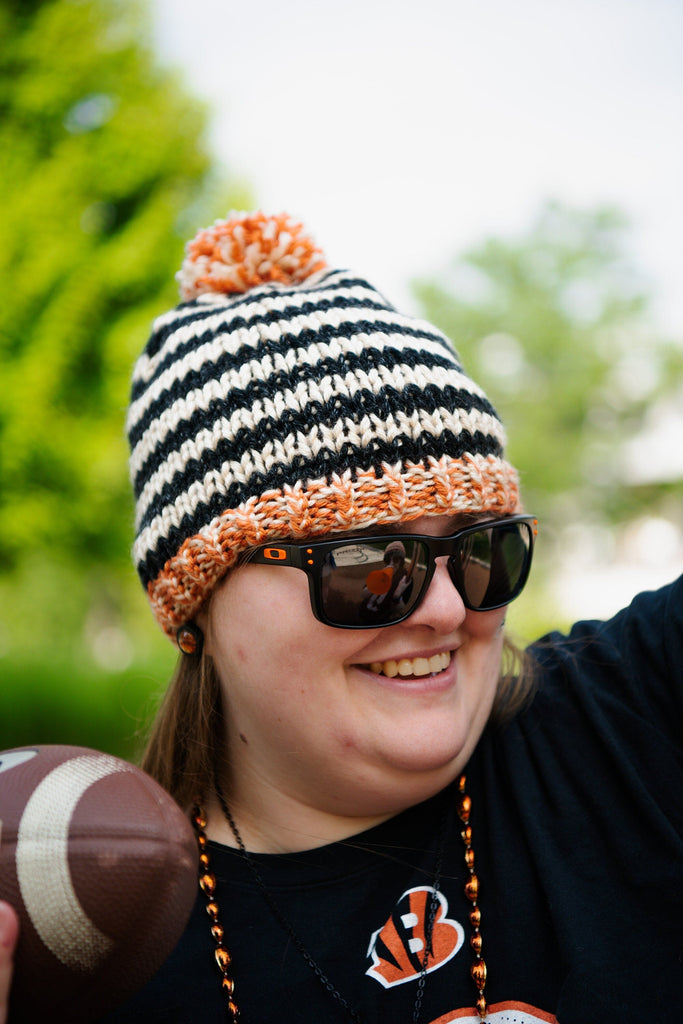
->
[203,514,506,831]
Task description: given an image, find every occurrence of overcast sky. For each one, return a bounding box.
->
[149,0,683,333]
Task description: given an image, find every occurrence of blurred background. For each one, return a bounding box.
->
[1,0,682,759]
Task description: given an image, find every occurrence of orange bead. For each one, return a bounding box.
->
[200,871,217,896]
[464,847,475,869]
[458,794,472,823]
[199,851,210,869]
[206,899,220,920]
[476,994,488,1019]
[470,933,483,954]
[464,874,479,901]
[469,906,481,928]
[471,958,487,988]
[221,976,235,995]
[461,825,473,845]
[215,946,233,971]
[194,808,207,829]
[211,923,225,942]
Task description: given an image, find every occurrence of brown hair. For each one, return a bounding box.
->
[141,651,224,813]
[141,635,536,809]
[495,635,538,724]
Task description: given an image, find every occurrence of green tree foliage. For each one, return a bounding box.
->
[0,0,246,668]
[415,203,683,549]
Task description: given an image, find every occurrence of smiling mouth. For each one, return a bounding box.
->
[366,651,452,679]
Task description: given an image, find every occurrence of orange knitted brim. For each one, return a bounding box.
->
[147,454,520,637]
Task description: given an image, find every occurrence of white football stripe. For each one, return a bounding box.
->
[16,754,129,972]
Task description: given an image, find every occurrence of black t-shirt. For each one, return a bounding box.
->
[103,578,683,1023]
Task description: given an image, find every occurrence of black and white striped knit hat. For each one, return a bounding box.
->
[127,212,520,638]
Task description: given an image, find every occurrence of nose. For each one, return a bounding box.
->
[405,558,467,632]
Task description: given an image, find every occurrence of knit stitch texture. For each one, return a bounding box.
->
[127,215,519,637]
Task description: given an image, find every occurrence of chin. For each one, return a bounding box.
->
[369,729,470,788]
[386,744,465,779]
[374,707,486,783]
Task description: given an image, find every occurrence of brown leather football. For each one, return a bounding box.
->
[0,745,198,1023]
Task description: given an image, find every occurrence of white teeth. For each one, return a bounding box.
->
[368,651,451,678]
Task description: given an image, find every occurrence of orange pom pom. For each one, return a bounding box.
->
[177,211,327,300]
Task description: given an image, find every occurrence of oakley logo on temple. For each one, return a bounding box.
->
[262,548,289,561]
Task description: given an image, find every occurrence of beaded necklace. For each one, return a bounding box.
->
[191,773,488,1022]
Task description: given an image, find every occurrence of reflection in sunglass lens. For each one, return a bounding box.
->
[319,521,532,626]
[321,540,429,627]
[453,523,530,609]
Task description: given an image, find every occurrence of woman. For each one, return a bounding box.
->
[1,212,681,1023]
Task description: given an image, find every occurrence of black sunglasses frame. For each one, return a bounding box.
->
[244,514,537,629]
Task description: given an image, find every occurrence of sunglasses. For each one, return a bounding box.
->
[244,515,537,629]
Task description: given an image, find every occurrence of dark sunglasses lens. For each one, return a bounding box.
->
[454,522,531,610]
[321,539,429,627]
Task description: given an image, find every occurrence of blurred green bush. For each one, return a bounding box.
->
[0,0,246,760]
[0,654,173,761]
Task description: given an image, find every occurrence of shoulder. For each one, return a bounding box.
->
[482,578,681,793]
[529,576,682,711]
[485,577,682,838]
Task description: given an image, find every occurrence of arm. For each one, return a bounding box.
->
[0,902,18,1024]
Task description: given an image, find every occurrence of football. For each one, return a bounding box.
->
[0,745,198,1023]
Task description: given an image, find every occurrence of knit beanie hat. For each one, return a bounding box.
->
[127,212,520,638]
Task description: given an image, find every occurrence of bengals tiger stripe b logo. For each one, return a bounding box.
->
[366,886,464,988]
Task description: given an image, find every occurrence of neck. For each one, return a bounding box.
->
[204,785,396,853]
[205,757,462,854]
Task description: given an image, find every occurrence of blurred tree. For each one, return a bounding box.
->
[414,202,683,586]
[0,0,248,666]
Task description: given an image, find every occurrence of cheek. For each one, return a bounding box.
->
[205,566,347,683]
[230,641,251,668]
[207,565,304,645]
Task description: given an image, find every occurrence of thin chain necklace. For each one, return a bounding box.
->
[191,773,488,1022]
